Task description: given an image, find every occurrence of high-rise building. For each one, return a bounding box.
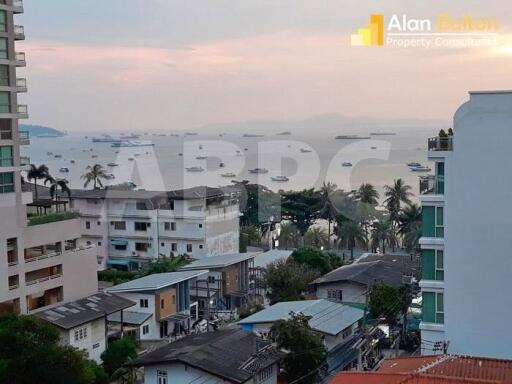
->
[420,90,512,358]
[0,0,97,315]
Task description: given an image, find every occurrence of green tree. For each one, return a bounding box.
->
[278,222,299,250]
[318,182,338,248]
[0,315,105,384]
[369,284,405,324]
[270,313,327,384]
[81,164,108,189]
[336,220,367,259]
[233,181,281,227]
[290,246,341,275]
[264,260,318,304]
[101,336,138,378]
[139,255,190,276]
[281,188,321,241]
[27,164,50,214]
[384,179,413,225]
[304,227,328,249]
[356,183,380,206]
[397,203,422,252]
[44,176,71,212]
[370,220,397,254]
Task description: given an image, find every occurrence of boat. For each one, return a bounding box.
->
[243,134,264,137]
[91,155,98,158]
[370,132,397,136]
[186,166,204,172]
[59,167,69,173]
[178,153,183,156]
[184,132,198,136]
[410,165,431,172]
[371,146,377,149]
[196,156,208,160]
[342,162,353,167]
[120,134,140,139]
[92,137,123,143]
[107,162,119,167]
[221,172,236,177]
[128,157,134,161]
[104,174,115,180]
[54,154,62,158]
[111,141,155,148]
[335,135,371,140]
[219,162,225,168]
[271,175,289,182]
[70,160,75,164]
[277,131,291,135]
[407,162,422,167]
[244,148,249,151]
[46,152,53,156]
[300,148,312,153]
[248,168,269,174]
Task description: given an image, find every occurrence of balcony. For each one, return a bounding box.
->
[13,25,24,40]
[12,0,23,13]
[19,155,30,166]
[16,78,27,92]
[419,175,445,196]
[428,136,453,151]
[14,52,25,66]
[17,104,28,118]
[27,211,78,226]
[19,130,29,145]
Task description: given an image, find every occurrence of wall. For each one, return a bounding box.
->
[155,289,176,321]
[315,281,366,304]
[62,318,106,363]
[144,363,228,384]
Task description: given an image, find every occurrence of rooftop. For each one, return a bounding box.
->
[330,372,501,384]
[129,329,281,383]
[34,292,135,330]
[106,270,208,293]
[179,253,258,270]
[108,311,152,326]
[238,299,364,336]
[253,249,293,268]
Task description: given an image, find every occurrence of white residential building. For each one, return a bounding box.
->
[69,187,240,270]
[0,0,98,315]
[419,90,512,359]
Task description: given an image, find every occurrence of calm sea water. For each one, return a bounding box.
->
[22,125,437,199]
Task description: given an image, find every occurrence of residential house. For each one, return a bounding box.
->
[34,292,135,362]
[69,186,240,270]
[238,299,365,371]
[106,270,208,340]
[128,329,281,384]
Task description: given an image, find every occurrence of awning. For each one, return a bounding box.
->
[110,239,128,246]
[107,259,131,267]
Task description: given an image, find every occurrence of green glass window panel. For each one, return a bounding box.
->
[0,65,8,86]
[435,250,444,281]
[436,292,444,311]
[0,91,9,113]
[436,162,445,194]
[421,249,435,280]
[422,206,435,237]
[0,11,5,32]
[0,38,7,59]
[436,207,444,225]
[436,313,444,324]
[422,292,436,323]
[0,145,12,166]
[0,171,14,193]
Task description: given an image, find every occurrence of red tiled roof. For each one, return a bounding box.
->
[380,356,440,374]
[330,372,502,384]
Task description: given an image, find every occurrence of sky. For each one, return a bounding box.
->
[17,0,512,132]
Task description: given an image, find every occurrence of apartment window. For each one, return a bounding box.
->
[0,11,6,32]
[436,292,444,324]
[140,299,148,308]
[0,91,10,113]
[422,206,444,238]
[134,222,149,231]
[171,222,176,231]
[136,201,148,210]
[97,242,102,246]
[92,343,100,349]
[171,243,177,252]
[112,221,126,230]
[435,250,444,281]
[96,221,101,226]
[74,327,88,342]
[436,162,445,194]
[0,65,9,86]
[114,244,127,251]
[157,370,168,384]
[0,38,7,60]
[422,291,444,324]
[199,244,203,249]
[186,244,192,253]
[142,324,149,335]
[160,298,165,309]
[421,249,444,281]
[436,207,444,237]
[0,119,11,140]
[172,295,176,305]
[169,200,174,210]
[0,145,13,166]
[198,223,203,228]
[85,221,91,230]
[135,242,149,252]
[160,242,165,247]
[164,222,170,231]
[208,275,215,284]
[258,366,273,382]
[327,289,342,301]
[0,172,14,193]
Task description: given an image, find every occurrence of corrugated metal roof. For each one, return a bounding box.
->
[180,253,258,270]
[107,311,152,325]
[253,250,293,268]
[238,299,364,336]
[106,270,208,293]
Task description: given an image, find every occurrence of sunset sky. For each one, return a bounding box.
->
[18,0,512,132]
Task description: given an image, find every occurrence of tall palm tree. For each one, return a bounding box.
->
[397,203,422,238]
[384,179,413,220]
[336,220,367,259]
[44,176,71,212]
[304,227,328,249]
[81,164,107,189]
[371,220,397,254]
[27,164,49,214]
[356,183,380,206]
[318,182,338,248]
[278,223,299,250]
[403,221,422,253]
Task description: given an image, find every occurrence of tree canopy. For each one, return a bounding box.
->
[290,247,342,275]
[100,336,138,378]
[369,284,405,324]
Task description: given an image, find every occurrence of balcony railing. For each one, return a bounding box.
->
[12,0,23,12]
[15,52,25,65]
[19,155,30,166]
[19,130,29,140]
[16,78,27,92]
[13,25,24,38]
[428,136,453,151]
[17,104,28,117]
[419,175,435,195]
[25,251,61,263]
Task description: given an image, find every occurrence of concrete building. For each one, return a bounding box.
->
[129,329,281,384]
[69,186,240,270]
[419,90,512,358]
[106,270,208,341]
[34,292,134,362]
[0,0,97,315]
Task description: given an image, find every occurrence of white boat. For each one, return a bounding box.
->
[128,157,134,161]
[186,166,204,172]
[221,172,236,177]
[410,165,431,172]
[46,152,53,155]
[196,156,208,160]
[92,137,123,143]
[335,135,370,140]
[271,175,289,182]
[300,148,312,153]
[70,160,75,164]
[107,162,118,167]
[54,154,62,158]
[111,140,154,148]
[370,132,396,136]
[59,167,69,173]
[248,168,269,174]
[243,134,264,137]
[219,162,225,168]
[342,162,353,167]
[407,162,422,167]
[91,155,98,158]
[120,134,140,139]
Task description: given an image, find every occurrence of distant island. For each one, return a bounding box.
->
[19,124,66,138]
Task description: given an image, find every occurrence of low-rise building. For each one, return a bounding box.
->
[129,329,281,384]
[106,270,208,340]
[34,292,135,362]
[238,299,365,371]
[69,186,240,270]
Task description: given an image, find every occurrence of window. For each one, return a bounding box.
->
[171,243,177,252]
[161,298,165,309]
[436,292,444,324]
[0,65,9,86]
[97,221,101,226]
[422,206,444,238]
[134,222,149,231]
[208,275,215,284]
[98,242,102,246]
[421,249,444,281]
[199,244,203,249]
[0,172,14,193]
[171,222,176,231]
[169,200,174,210]
[0,119,11,140]
[0,145,13,166]
[172,295,176,304]
[186,244,192,253]
[136,201,148,210]
[422,291,444,324]
[85,221,91,230]
[142,324,149,335]
[157,370,168,384]
[327,289,342,301]
[114,244,127,251]
[436,207,444,237]
[258,366,273,382]
[112,221,126,230]
[161,242,165,247]
[435,250,444,281]
[436,162,445,194]
[0,11,6,32]
[164,222,170,231]
[92,343,100,349]
[140,299,148,308]
[0,91,10,113]
[135,242,149,252]
[0,38,7,60]
[86,241,91,246]
[342,326,352,339]
[198,223,203,228]
[74,326,88,342]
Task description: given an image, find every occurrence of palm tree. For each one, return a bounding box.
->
[304,227,328,249]
[403,221,422,253]
[319,182,338,248]
[397,203,422,238]
[81,164,107,189]
[27,164,50,214]
[44,176,71,212]
[278,223,299,250]
[384,179,413,221]
[336,220,367,259]
[371,220,397,254]
[356,183,380,206]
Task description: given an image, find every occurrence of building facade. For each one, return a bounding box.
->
[69,187,240,270]
[0,0,97,315]
[420,90,512,358]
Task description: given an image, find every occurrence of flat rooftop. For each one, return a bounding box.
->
[106,270,209,293]
[179,253,258,270]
